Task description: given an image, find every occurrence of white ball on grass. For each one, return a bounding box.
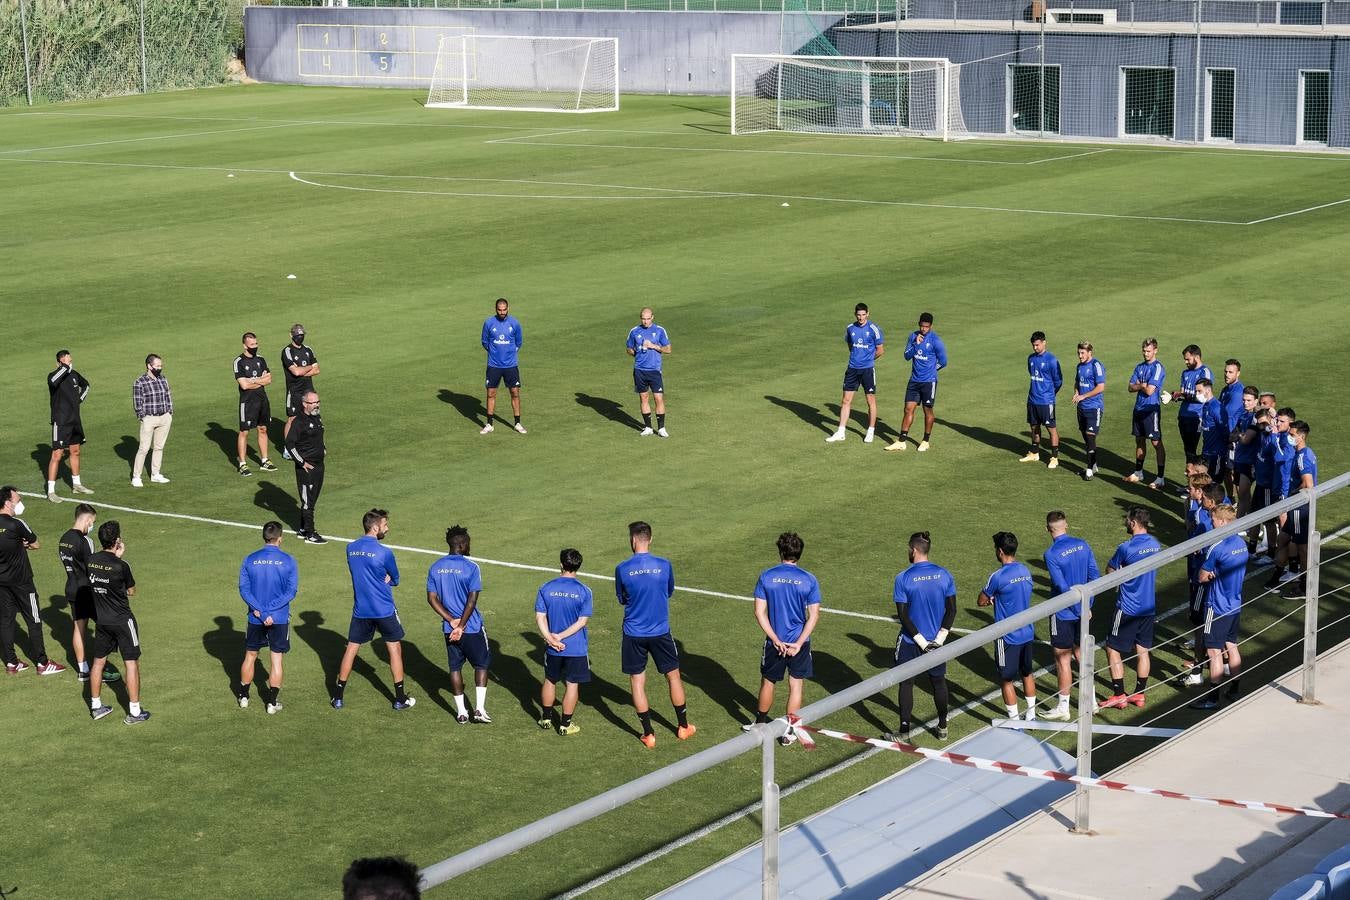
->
[286,274,297,280]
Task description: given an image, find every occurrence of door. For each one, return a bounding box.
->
[1122,67,1175,138]
[1207,68,1235,142]
[1299,70,1330,145]
[1009,64,1060,133]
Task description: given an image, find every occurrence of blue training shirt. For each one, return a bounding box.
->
[535,576,593,657]
[753,562,821,644]
[982,561,1035,645]
[845,321,884,370]
[426,554,484,634]
[893,561,955,645]
[481,314,523,368]
[1233,411,1258,466]
[904,331,947,382]
[1076,358,1106,411]
[1028,350,1063,404]
[1178,364,1214,419]
[347,535,400,619]
[1201,534,1249,618]
[238,543,298,625]
[1108,533,1163,616]
[628,324,670,372]
[1131,360,1166,411]
[1043,534,1099,621]
[1219,380,1245,432]
[1200,398,1227,457]
[615,552,675,637]
[1293,445,1319,492]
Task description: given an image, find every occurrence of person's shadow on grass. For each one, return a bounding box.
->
[371,636,453,715]
[30,443,55,485]
[764,396,835,435]
[674,638,758,725]
[205,422,241,467]
[518,630,641,738]
[202,615,247,698]
[811,649,894,732]
[487,634,540,720]
[437,389,485,428]
[293,611,395,705]
[254,480,300,531]
[575,392,643,430]
[114,435,138,474]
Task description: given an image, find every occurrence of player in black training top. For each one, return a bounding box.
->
[46,349,95,503]
[286,390,327,544]
[280,323,320,461]
[87,520,150,724]
[0,486,66,675]
[234,332,278,478]
[58,502,118,682]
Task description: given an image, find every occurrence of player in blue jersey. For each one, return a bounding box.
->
[978,532,1038,721]
[1272,421,1318,599]
[887,531,956,742]
[741,532,821,746]
[333,509,414,710]
[1100,506,1163,711]
[1042,511,1099,720]
[236,521,297,714]
[535,548,592,735]
[1231,385,1260,521]
[1125,338,1167,490]
[1191,504,1248,710]
[827,303,884,444]
[1182,474,1217,684]
[1170,344,1213,461]
[616,521,694,748]
[426,525,492,724]
[1020,331,1064,469]
[1194,379,1227,478]
[627,307,673,437]
[1071,341,1106,479]
[1252,408,1296,564]
[1217,359,1245,494]
[480,297,526,435]
[887,312,947,452]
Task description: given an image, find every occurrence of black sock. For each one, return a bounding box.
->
[1227,678,1241,696]
[657,414,665,429]
[1051,444,1059,458]
[514,415,521,425]
[1111,678,1124,695]
[923,431,932,442]
[543,704,556,721]
[238,683,251,700]
[755,710,772,724]
[1158,464,1166,478]
[270,686,281,705]
[899,430,908,440]
[638,710,653,736]
[394,680,407,702]
[674,703,689,727]
[1134,676,1148,693]
[642,412,652,428]
[561,712,573,727]
[1030,440,1040,452]
[334,678,347,698]
[933,678,949,726]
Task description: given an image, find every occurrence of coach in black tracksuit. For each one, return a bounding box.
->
[285,390,326,545]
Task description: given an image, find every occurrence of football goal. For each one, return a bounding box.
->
[731,54,964,139]
[426,35,619,113]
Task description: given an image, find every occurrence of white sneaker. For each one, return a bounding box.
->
[267,702,283,715]
[639,426,655,436]
[1083,468,1095,481]
[513,422,527,434]
[1150,476,1166,490]
[1019,451,1040,463]
[1278,570,1300,583]
[150,474,170,484]
[825,430,846,443]
[281,448,291,460]
[1255,538,1269,554]
[1023,708,1037,721]
[1041,706,1071,722]
[917,440,930,452]
[1252,554,1275,566]
[1183,672,1205,686]
[479,423,494,434]
[1181,637,1196,650]
[863,429,875,444]
[1046,457,1059,469]
[657,427,669,438]
[130,477,144,488]
[884,439,906,452]
[1124,471,1144,483]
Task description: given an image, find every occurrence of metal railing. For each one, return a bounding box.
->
[420,470,1349,896]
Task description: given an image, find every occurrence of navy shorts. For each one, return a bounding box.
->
[633,368,664,395]
[905,380,937,407]
[1233,461,1254,482]
[760,637,813,682]
[1049,616,1083,650]
[842,367,877,394]
[68,585,96,622]
[92,615,142,662]
[1132,407,1162,441]
[1203,609,1240,649]
[1282,506,1310,545]
[446,628,491,672]
[245,622,291,653]
[285,389,306,418]
[1202,453,1221,477]
[1251,485,1277,514]
[51,420,86,449]
[894,636,946,679]
[996,638,1034,682]
[485,366,521,390]
[347,613,404,644]
[544,653,591,684]
[239,393,270,431]
[621,632,680,675]
[1188,581,1207,627]
[1107,611,1155,652]
[1077,407,1103,436]
[1178,416,1202,443]
[1027,402,1056,428]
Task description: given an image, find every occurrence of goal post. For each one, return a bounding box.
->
[731,54,963,140]
[427,36,618,113]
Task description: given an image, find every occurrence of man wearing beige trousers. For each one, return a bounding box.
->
[131,354,173,488]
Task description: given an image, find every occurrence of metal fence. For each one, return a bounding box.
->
[252,0,902,12]
[419,470,1350,896]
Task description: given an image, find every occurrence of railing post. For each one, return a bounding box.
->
[1072,586,1095,834]
[762,735,780,899]
[1301,490,1321,704]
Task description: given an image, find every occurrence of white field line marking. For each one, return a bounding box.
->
[1023,148,1114,165]
[13,492,893,624]
[1243,196,1350,224]
[488,136,1030,166]
[0,121,308,154]
[287,171,732,202]
[483,129,590,144]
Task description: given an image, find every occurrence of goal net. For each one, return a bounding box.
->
[730,55,964,140]
[426,35,618,113]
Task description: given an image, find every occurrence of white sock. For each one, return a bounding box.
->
[129,701,141,716]
[453,694,467,716]
[865,426,874,436]
[72,475,82,486]
[475,685,487,711]
[1058,693,1071,711]
[1024,700,1037,719]
[78,660,89,673]
[47,480,55,493]
[90,695,102,710]
[1006,704,1019,719]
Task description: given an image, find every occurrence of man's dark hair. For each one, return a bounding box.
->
[0,486,17,507]
[1290,420,1311,438]
[1259,391,1277,403]
[74,503,96,519]
[776,532,804,562]
[1030,330,1046,343]
[363,509,389,533]
[1046,510,1066,527]
[1226,358,1241,370]
[263,521,284,543]
[242,332,257,342]
[854,302,868,313]
[1196,378,1213,390]
[560,548,582,572]
[993,531,1018,557]
[1184,344,1202,357]
[1202,483,1225,506]
[908,531,931,554]
[446,525,470,555]
[629,521,652,542]
[1278,406,1296,420]
[342,856,421,900]
[56,349,70,361]
[97,520,122,550]
[918,312,934,325]
[145,353,160,367]
[1243,385,1259,399]
[1126,506,1151,530]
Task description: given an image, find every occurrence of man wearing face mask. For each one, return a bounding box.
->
[333,509,415,711]
[131,354,174,488]
[280,324,319,461]
[0,486,66,675]
[285,390,327,545]
[234,332,278,478]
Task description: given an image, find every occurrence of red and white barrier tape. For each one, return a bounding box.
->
[783,717,1350,821]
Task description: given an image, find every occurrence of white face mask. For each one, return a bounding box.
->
[12,501,25,517]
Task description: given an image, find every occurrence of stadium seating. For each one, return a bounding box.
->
[1315,844,1350,899]
[1271,873,1330,900]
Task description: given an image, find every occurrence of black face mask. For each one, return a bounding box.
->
[151,368,163,377]
[246,346,257,356]
[293,333,305,344]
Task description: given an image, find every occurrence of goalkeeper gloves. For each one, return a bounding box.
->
[914,635,930,651]
[933,629,949,647]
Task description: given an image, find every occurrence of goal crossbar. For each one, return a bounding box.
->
[427,35,618,114]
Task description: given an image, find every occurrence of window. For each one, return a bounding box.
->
[1122,67,1175,138]
[1299,70,1330,144]
[1279,2,1324,25]
[1008,64,1060,133]
[1207,68,1235,141]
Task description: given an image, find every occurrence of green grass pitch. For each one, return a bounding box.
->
[2,85,1349,899]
